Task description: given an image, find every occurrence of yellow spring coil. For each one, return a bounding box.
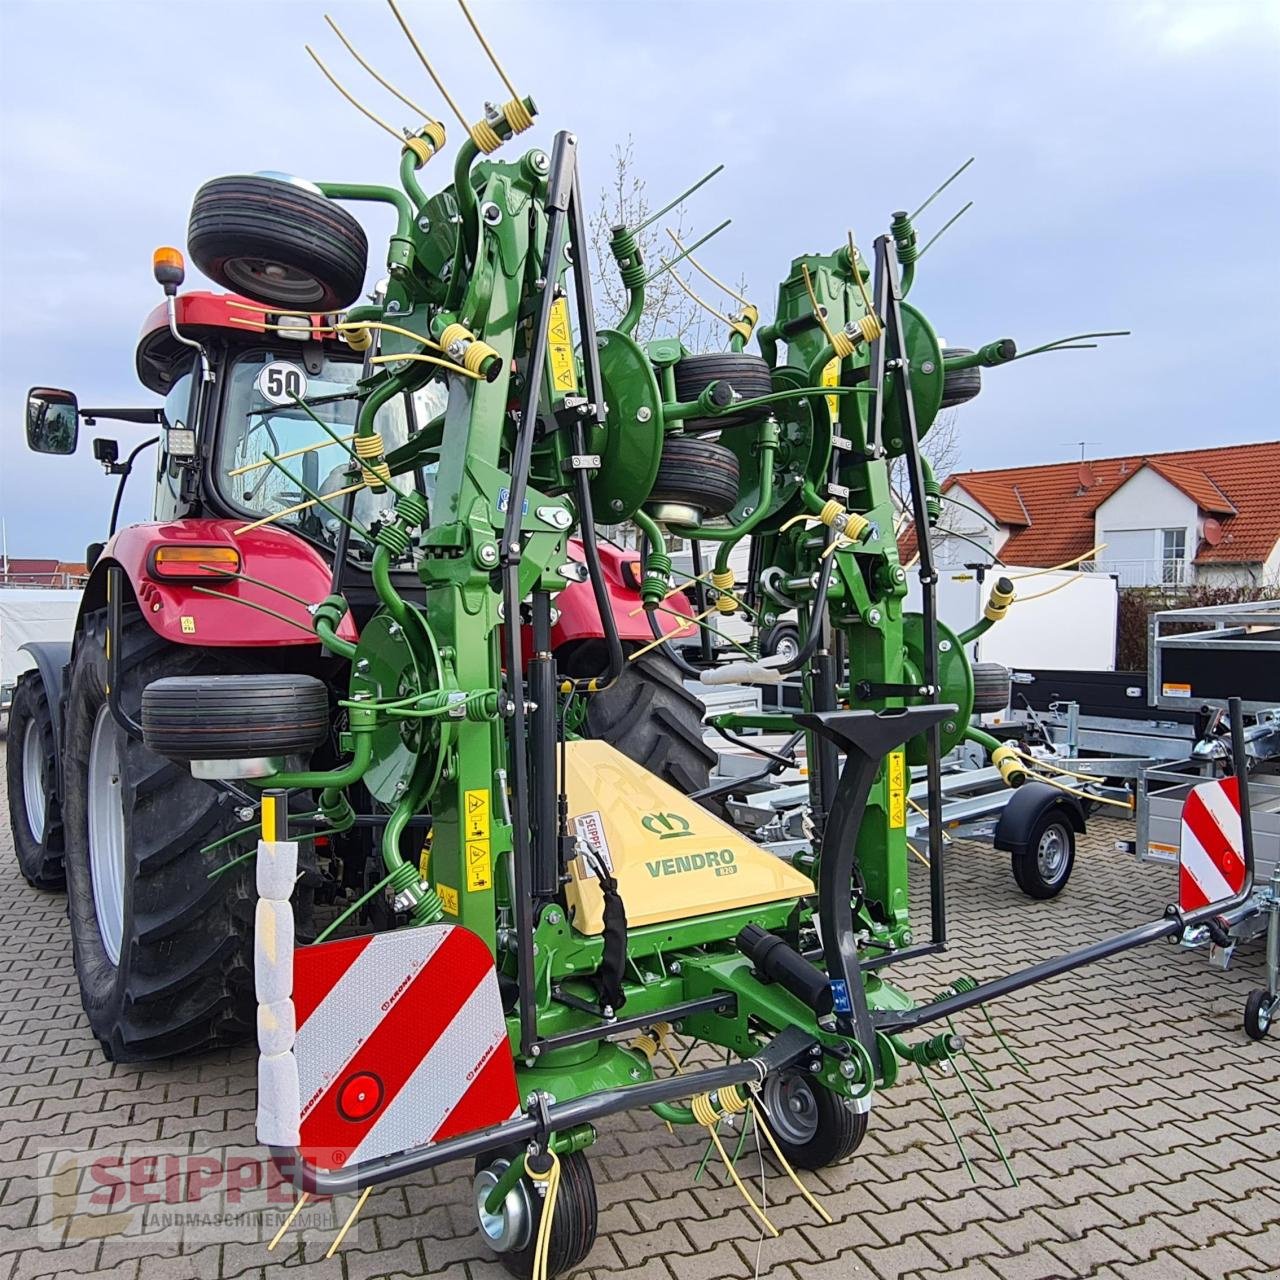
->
[829,329,856,360]
[991,743,1025,787]
[402,121,446,167]
[469,116,503,153]
[745,1092,835,1225]
[341,326,373,352]
[984,579,1016,621]
[730,302,760,343]
[440,322,499,376]
[854,312,883,343]
[710,567,737,614]
[690,1088,778,1237]
[630,1032,660,1063]
[354,432,391,488]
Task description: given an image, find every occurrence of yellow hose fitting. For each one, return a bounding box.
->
[340,325,373,352]
[984,578,1016,622]
[992,743,1026,787]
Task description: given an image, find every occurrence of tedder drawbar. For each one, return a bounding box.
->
[13,3,1261,1274]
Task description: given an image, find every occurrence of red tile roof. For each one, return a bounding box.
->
[898,441,1280,567]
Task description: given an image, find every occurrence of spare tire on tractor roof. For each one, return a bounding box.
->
[188,174,368,312]
[939,347,982,409]
[647,435,740,519]
[672,353,774,431]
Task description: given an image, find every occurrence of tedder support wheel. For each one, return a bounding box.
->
[474,1149,598,1279]
[648,436,741,520]
[188,174,369,311]
[562,647,717,798]
[672,352,774,431]
[60,607,308,1061]
[5,672,66,888]
[1011,810,1076,900]
[939,347,982,409]
[758,1068,869,1170]
[971,661,1012,714]
[1244,989,1274,1041]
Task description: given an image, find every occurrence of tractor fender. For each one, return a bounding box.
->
[76,519,359,649]
[993,781,1086,855]
[551,537,694,649]
[14,641,72,790]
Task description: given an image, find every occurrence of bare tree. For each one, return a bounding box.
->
[889,408,962,526]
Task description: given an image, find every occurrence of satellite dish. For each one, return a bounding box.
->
[1077,461,1096,488]
[1202,517,1224,547]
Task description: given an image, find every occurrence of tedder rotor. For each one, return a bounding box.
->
[36,2,1260,1273]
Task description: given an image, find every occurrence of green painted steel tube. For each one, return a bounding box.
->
[650,1099,698,1126]
[371,545,410,627]
[964,724,1002,756]
[314,616,358,661]
[256,729,374,791]
[481,1124,597,1215]
[667,433,777,564]
[958,615,996,647]
[399,149,430,215]
[317,182,413,241]
[632,507,665,550]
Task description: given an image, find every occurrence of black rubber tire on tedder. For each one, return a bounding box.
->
[649,436,741,519]
[758,1068,869,1170]
[673,353,774,430]
[971,662,1012,714]
[188,175,368,312]
[142,673,329,761]
[4,672,66,888]
[939,347,982,409]
[61,607,311,1061]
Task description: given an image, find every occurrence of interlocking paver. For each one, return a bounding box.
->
[0,734,1276,1279]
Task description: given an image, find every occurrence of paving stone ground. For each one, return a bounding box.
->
[2,733,1277,1280]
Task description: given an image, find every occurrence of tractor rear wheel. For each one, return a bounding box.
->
[60,608,290,1061]
[560,646,716,798]
[5,672,66,889]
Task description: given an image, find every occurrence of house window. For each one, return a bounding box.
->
[1161,528,1186,584]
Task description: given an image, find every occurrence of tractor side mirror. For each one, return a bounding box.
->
[26,387,79,454]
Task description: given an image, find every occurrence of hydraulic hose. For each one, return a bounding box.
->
[777,527,837,675]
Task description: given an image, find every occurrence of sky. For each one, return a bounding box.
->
[1,0,1277,559]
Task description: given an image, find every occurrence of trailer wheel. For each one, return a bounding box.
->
[473,1149,597,1278]
[648,436,740,519]
[560,646,717,797]
[940,347,982,409]
[1244,989,1273,1041]
[758,1069,868,1169]
[5,673,65,888]
[759,622,801,665]
[60,607,299,1061]
[188,174,368,311]
[672,353,774,430]
[1011,811,1075,900]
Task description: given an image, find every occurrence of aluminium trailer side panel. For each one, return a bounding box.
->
[0,589,81,708]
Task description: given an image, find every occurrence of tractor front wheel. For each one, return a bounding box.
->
[757,1069,869,1169]
[60,608,270,1061]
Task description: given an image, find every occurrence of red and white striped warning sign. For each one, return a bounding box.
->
[292,925,518,1171]
[1179,776,1247,912]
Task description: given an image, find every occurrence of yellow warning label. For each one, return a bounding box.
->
[821,358,839,424]
[418,838,431,879]
[180,615,196,634]
[1162,682,1192,698]
[438,883,459,916]
[466,840,492,892]
[888,751,906,830]
[464,789,491,842]
[548,296,578,395]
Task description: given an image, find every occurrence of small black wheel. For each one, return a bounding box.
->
[971,662,1012,714]
[673,353,774,430]
[757,1069,868,1170]
[188,174,368,311]
[1244,989,1274,1041]
[939,347,982,409]
[760,622,801,665]
[1011,810,1075,899]
[647,435,740,519]
[474,1149,597,1279]
[4,672,65,888]
[141,673,329,763]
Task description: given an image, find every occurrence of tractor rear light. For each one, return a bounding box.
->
[148,545,241,579]
[275,314,313,339]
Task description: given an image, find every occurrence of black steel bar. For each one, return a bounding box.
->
[528,591,559,898]
[537,992,736,1053]
[270,1025,815,1195]
[861,941,946,971]
[690,540,714,664]
[1228,696,1256,895]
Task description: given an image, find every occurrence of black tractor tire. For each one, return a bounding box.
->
[939,347,982,409]
[759,622,801,665]
[673,353,775,430]
[561,646,716,798]
[649,436,740,519]
[142,674,329,761]
[1010,810,1075,900]
[757,1068,869,1170]
[188,174,368,311]
[474,1149,598,1279]
[971,662,1012,714]
[5,672,66,889]
[61,607,307,1061]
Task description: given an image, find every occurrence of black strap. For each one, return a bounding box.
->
[582,847,628,1013]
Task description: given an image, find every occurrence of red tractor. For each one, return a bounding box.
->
[9,254,705,1061]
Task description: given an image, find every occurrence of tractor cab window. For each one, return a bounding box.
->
[216,349,412,563]
[154,364,195,522]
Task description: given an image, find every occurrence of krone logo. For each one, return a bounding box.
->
[641,811,693,840]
